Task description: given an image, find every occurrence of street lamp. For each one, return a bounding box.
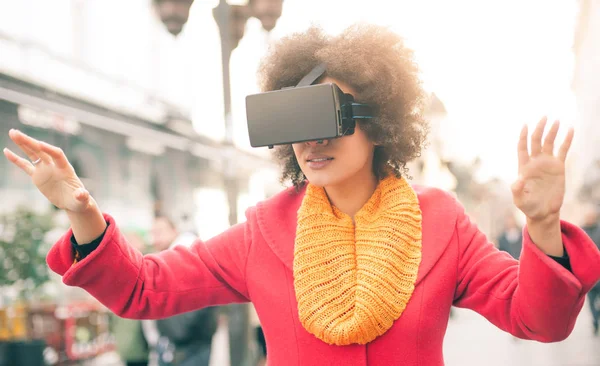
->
[152,1,283,365]
[151,0,284,227]
[249,0,283,31]
[153,0,195,36]
[152,0,283,225]
[212,0,283,143]
[212,3,282,366]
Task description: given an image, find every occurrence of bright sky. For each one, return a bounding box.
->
[212,0,579,185]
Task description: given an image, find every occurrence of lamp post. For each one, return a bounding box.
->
[212,0,251,144]
[212,5,282,364]
[153,0,283,145]
[153,3,282,364]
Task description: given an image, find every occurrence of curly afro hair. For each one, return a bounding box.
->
[257,23,429,188]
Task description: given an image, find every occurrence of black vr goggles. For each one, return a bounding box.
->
[245,64,375,149]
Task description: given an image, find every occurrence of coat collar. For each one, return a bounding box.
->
[255,184,457,286]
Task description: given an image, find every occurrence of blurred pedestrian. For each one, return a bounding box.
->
[150,216,218,366]
[250,306,266,366]
[110,231,150,366]
[581,205,600,335]
[497,213,523,260]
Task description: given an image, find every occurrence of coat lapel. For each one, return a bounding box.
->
[256,184,457,286]
[256,185,305,270]
[411,186,457,285]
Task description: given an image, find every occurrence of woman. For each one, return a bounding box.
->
[4,24,600,365]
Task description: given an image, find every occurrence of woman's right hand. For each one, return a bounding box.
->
[3,129,92,213]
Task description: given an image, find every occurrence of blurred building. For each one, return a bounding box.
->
[409,93,455,191]
[573,0,600,209]
[0,74,274,231]
[0,1,281,235]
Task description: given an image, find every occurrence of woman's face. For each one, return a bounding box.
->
[292,77,376,188]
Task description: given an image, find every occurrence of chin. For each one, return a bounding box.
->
[304,171,348,189]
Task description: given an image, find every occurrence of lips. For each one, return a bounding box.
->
[305,154,334,170]
[306,154,334,162]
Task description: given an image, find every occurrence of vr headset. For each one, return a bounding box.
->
[245,64,374,149]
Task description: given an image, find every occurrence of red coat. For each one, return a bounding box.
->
[47,185,600,366]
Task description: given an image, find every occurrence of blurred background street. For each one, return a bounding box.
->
[1,0,599,365]
[90,301,600,366]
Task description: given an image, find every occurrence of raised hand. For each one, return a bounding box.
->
[511,117,574,222]
[3,129,92,213]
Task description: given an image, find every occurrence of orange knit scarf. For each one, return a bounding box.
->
[293,175,422,345]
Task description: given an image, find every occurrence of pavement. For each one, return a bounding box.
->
[443,298,600,366]
[88,299,600,366]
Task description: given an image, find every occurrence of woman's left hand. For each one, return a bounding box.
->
[511,117,574,223]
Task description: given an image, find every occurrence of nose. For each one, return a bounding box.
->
[305,139,329,147]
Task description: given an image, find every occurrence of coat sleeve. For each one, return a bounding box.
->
[46,212,254,320]
[452,203,600,342]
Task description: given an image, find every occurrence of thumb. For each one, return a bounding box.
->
[511,177,525,197]
[74,188,91,204]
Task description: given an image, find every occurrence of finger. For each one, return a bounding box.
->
[517,124,529,169]
[3,148,34,176]
[530,116,547,156]
[542,120,560,155]
[9,129,49,163]
[557,127,575,162]
[9,129,39,161]
[74,188,90,203]
[40,142,70,169]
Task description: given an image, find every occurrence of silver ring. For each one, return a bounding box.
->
[31,158,42,166]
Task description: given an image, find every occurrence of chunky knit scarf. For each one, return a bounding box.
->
[293,175,422,345]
